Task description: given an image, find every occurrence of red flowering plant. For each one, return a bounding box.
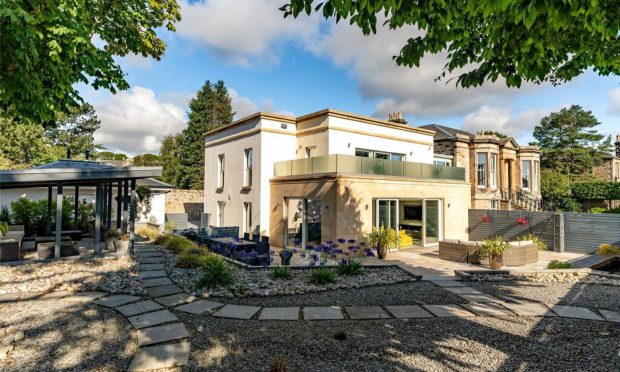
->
[515,216,529,225]
[481,214,491,223]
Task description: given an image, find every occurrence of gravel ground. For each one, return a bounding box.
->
[182,315,620,371]
[468,280,620,312]
[223,281,465,307]
[0,299,136,371]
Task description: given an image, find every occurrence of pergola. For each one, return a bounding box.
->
[0,160,162,258]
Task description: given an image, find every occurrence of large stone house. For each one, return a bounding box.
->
[203,109,471,249]
[420,125,541,211]
[592,134,620,182]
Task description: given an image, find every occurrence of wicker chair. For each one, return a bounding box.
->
[0,239,20,262]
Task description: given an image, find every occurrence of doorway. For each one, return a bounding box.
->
[284,197,322,249]
[374,198,443,247]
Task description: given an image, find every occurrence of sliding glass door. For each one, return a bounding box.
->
[376,199,398,231]
[284,198,322,249]
[423,199,441,245]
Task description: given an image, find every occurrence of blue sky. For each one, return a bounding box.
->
[85,0,620,155]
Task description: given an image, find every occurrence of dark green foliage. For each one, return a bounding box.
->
[197,255,234,289]
[44,103,102,157]
[133,154,161,166]
[335,259,363,275]
[10,197,83,236]
[178,80,234,189]
[1,0,181,124]
[605,207,620,214]
[0,206,10,223]
[163,236,197,253]
[0,221,8,235]
[159,133,183,187]
[176,252,207,269]
[532,106,613,180]
[271,266,293,279]
[571,182,620,201]
[477,131,507,139]
[540,169,571,210]
[559,198,582,213]
[308,267,337,284]
[0,119,63,167]
[281,1,620,88]
[547,260,573,269]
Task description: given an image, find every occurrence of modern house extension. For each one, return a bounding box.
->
[204,109,470,249]
[421,125,542,211]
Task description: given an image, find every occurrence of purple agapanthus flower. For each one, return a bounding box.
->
[347,239,356,244]
[337,238,346,244]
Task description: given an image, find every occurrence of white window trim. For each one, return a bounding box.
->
[243,148,253,187]
[533,160,539,191]
[477,153,487,189]
[243,202,252,234]
[490,154,498,190]
[217,154,225,189]
[216,201,225,226]
[521,160,531,190]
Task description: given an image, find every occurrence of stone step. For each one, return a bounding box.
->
[444,287,485,295]
[258,307,299,321]
[175,300,224,315]
[128,341,190,371]
[599,309,620,323]
[140,264,165,271]
[63,291,107,303]
[140,278,173,288]
[422,304,476,318]
[128,310,179,329]
[457,293,501,303]
[137,323,189,347]
[303,306,344,321]
[461,303,513,317]
[146,285,183,298]
[213,304,261,320]
[345,306,391,320]
[429,280,465,287]
[94,295,142,308]
[550,305,604,321]
[384,305,434,319]
[138,270,168,279]
[139,252,166,258]
[154,293,198,307]
[140,257,166,264]
[499,302,556,317]
[116,300,164,317]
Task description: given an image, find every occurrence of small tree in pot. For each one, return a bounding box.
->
[365,225,399,259]
[475,236,510,270]
[114,234,130,256]
[104,229,121,251]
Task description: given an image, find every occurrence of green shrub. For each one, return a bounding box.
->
[547,260,573,269]
[197,256,234,289]
[0,206,10,223]
[137,227,160,241]
[164,220,176,232]
[571,181,620,201]
[176,252,207,269]
[518,233,548,251]
[104,229,121,240]
[164,236,197,253]
[596,244,620,255]
[604,207,620,214]
[475,236,510,258]
[271,266,293,280]
[0,221,8,235]
[589,207,607,213]
[308,267,337,284]
[335,259,364,275]
[153,234,171,246]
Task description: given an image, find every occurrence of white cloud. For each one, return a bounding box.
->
[176,0,322,66]
[462,106,548,140]
[93,87,186,156]
[229,89,294,118]
[607,87,620,115]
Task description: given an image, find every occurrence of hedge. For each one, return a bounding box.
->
[571,182,620,201]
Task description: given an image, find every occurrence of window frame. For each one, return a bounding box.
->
[477,153,487,189]
[533,160,539,191]
[434,159,451,167]
[521,160,531,190]
[243,202,252,234]
[217,154,225,189]
[489,153,498,190]
[216,201,225,226]
[243,148,253,187]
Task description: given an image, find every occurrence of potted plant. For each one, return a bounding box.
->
[279,249,293,265]
[104,229,121,251]
[114,234,130,256]
[475,236,510,270]
[365,225,399,260]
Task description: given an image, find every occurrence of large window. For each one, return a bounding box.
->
[216,201,225,226]
[243,202,252,234]
[217,154,225,189]
[533,160,539,191]
[615,163,620,181]
[356,148,404,161]
[434,159,451,167]
[522,160,531,190]
[477,153,487,188]
[243,148,253,187]
[490,154,498,190]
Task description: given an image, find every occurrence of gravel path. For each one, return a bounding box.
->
[222,281,465,307]
[0,299,137,371]
[182,315,619,371]
[468,280,620,312]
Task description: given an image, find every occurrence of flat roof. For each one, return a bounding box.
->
[0,160,162,189]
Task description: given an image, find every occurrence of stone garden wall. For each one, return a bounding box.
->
[165,190,204,222]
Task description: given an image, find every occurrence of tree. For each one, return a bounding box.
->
[1,0,181,124]
[532,105,613,181]
[45,103,102,157]
[159,133,182,187]
[477,131,507,139]
[133,153,161,166]
[0,118,62,168]
[178,80,234,189]
[281,1,619,88]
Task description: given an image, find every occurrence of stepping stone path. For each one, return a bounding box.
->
[499,302,557,317]
[63,291,107,303]
[128,341,190,371]
[137,323,189,347]
[213,304,261,320]
[140,264,165,271]
[461,303,513,317]
[384,305,433,319]
[345,306,390,320]
[176,300,224,315]
[146,284,183,298]
[550,305,604,321]
[94,295,142,308]
[154,293,198,307]
[303,306,344,320]
[116,300,163,317]
[138,270,168,279]
[259,307,300,321]
[423,304,476,318]
[140,277,173,288]
[598,309,620,323]
[430,280,465,287]
[128,310,179,329]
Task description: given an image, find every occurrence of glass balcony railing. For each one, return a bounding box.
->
[273,154,466,181]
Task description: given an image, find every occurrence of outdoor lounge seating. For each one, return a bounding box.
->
[438,239,538,266]
[0,239,21,262]
[37,241,79,259]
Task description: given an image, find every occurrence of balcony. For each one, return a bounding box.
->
[273,154,466,181]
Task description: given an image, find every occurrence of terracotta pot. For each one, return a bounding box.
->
[489,254,503,270]
[377,245,387,260]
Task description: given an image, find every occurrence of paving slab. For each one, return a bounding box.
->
[140,263,165,271]
[429,280,465,287]
[499,302,557,317]
[461,303,513,317]
[138,252,165,258]
[550,305,604,321]
[175,300,224,315]
[63,291,107,303]
[384,305,434,319]
[0,293,20,303]
[458,293,501,303]
[140,257,166,264]
[39,291,72,300]
[137,323,189,347]
[116,300,164,317]
[423,304,476,318]
[345,306,391,320]
[138,270,168,279]
[303,306,344,320]
[154,293,198,307]
[259,307,300,321]
[128,309,179,329]
[444,287,485,295]
[146,285,183,298]
[598,309,620,323]
[128,340,190,371]
[19,292,46,300]
[135,247,160,253]
[213,304,261,319]
[94,294,142,308]
[140,277,173,288]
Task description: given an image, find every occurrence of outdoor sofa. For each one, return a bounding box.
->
[439,239,538,266]
[0,225,25,262]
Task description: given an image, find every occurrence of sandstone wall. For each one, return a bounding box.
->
[165,189,204,221]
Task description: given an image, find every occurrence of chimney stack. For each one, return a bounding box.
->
[388,112,407,125]
[66,148,71,159]
[615,134,620,158]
